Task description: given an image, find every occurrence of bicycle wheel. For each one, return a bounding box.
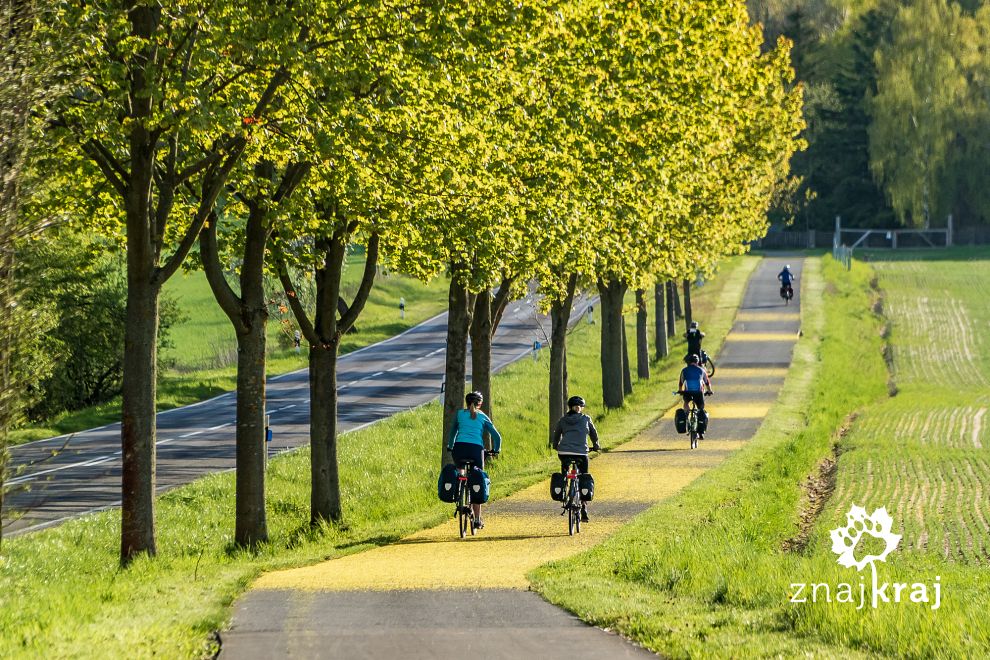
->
[568,479,581,535]
[458,483,470,538]
[704,356,716,378]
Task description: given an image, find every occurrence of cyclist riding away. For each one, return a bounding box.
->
[778,264,796,301]
[551,395,600,522]
[678,355,713,439]
[685,321,705,362]
[447,391,502,530]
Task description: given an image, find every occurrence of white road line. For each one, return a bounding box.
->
[372,371,384,377]
[179,431,202,438]
[512,306,521,313]
[209,423,231,430]
[400,361,411,368]
[387,366,398,372]
[427,348,444,356]
[281,404,296,411]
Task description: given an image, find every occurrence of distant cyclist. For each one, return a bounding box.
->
[684,321,705,363]
[551,395,600,522]
[678,355,713,439]
[447,391,502,530]
[778,264,796,301]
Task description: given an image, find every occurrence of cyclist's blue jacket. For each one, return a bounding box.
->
[778,269,795,285]
[680,364,709,392]
[447,409,502,452]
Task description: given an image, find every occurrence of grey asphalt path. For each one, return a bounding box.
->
[3,296,585,535]
[219,258,803,659]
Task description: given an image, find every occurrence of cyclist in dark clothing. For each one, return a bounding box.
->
[552,395,600,522]
[685,321,705,362]
[778,265,795,300]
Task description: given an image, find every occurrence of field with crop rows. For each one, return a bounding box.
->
[818,253,990,566]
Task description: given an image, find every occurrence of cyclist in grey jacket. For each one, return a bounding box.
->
[551,395,600,522]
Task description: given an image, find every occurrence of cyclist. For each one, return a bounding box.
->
[447,391,502,530]
[551,395,600,522]
[778,264,796,300]
[684,321,705,364]
[678,354,713,439]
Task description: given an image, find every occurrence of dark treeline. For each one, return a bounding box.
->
[750,0,990,232]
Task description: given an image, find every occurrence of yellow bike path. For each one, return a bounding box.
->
[222,258,802,658]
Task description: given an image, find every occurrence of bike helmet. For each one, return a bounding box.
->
[465,391,483,406]
[567,395,586,408]
[785,264,791,269]
[687,354,700,364]
[690,321,699,329]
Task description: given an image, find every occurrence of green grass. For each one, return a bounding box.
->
[9,255,448,444]
[0,257,757,658]
[531,252,990,657]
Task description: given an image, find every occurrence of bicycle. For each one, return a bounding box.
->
[560,459,583,535]
[454,450,496,538]
[674,391,710,449]
[780,283,793,305]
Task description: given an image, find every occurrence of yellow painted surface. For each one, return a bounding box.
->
[725,331,799,342]
[661,402,771,419]
[735,312,801,322]
[713,368,789,378]
[256,432,758,592]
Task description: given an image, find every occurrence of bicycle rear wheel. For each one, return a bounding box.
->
[704,356,716,378]
[458,484,470,538]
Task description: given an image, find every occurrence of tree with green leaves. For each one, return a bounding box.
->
[870,0,976,226]
[43,0,322,562]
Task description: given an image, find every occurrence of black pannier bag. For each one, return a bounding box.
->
[578,473,595,501]
[675,408,687,434]
[550,472,566,501]
[468,467,491,504]
[697,409,709,434]
[437,463,459,502]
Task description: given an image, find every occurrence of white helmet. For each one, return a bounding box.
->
[785,264,791,269]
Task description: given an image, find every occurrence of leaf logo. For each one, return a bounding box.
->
[830,505,901,571]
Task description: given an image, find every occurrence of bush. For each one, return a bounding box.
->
[18,233,182,420]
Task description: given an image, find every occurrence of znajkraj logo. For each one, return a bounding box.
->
[789,505,941,610]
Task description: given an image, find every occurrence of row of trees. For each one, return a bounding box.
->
[1,0,803,562]
[749,0,990,231]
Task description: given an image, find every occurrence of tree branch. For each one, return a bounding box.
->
[338,232,380,334]
[198,211,245,333]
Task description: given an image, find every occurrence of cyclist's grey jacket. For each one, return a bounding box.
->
[552,412,600,454]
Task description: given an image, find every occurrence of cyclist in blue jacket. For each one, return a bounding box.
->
[778,264,796,300]
[678,354,713,439]
[447,391,502,529]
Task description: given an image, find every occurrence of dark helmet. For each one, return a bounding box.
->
[687,354,700,364]
[465,391,483,406]
[567,395,586,408]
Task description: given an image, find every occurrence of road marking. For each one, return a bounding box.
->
[372,371,384,378]
[512,306,521,313]
[179,431,202,438]
[427,348,443,356]
[387,366,399,372]
[209,423,231,430]
[725,331,799,341]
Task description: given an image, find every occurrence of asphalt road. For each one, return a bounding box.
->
[220,257,804,659]
[3,296,584,535]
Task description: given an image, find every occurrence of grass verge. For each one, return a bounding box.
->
[9,256,448,444]
[0,257,757,658]
[530,256,917,657]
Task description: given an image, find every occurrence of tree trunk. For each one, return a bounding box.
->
[682,279,693,332]
[441,275,474,466]
[276,228,378,526]
[309,345,341,522]
[597,277,626,409]
[548,274,577,444]
[120,274,159,561]
[622,321,633,395]
[654,282,668,359]
[635,289,650,379]
[672,279,682,318]
[666,281,676,337]
[470,290,493,449]
[234,320,268,544]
